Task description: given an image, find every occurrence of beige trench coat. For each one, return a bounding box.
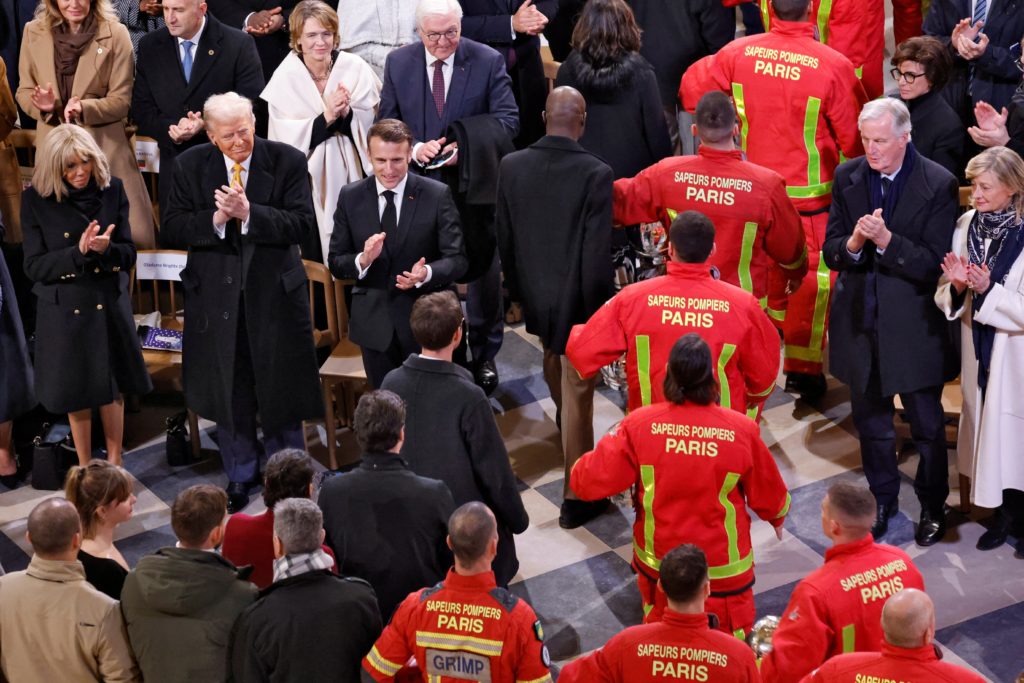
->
[0,57,20,242]
[16,17,156,249]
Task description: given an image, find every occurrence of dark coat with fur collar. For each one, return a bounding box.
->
[555,51,671,179]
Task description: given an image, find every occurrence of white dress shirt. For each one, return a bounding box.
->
[213,154,251,238]
[355,174,432,286]
[177,16,206,64]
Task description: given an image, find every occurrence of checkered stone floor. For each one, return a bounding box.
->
[1,325,1021,681]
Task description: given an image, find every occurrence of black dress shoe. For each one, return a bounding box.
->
[0,470,21,490]
[977,513,1011,551]
[475,360,499,396]
[226,481,253,514]
[915,509,947,547]
[559,498,611,529]
[784,372,827,402]
[871,500,898,540]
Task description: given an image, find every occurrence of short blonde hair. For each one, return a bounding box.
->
[966,146,1024,219]
[203,91,255,127]
[289,0,340,53]
[32,124,111,201]
[34,0,117,30]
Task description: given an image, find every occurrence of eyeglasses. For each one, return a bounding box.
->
[890,67,927,84]
[425,28,459,43]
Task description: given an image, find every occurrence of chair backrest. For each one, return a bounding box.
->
[131,249,189,321]
[959,186,972,212]
[540,45,560,93]
[303,259,340,350]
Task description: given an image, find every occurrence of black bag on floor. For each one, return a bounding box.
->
[31,425,77,490]
[166,411,192,467]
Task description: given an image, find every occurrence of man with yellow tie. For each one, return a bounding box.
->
[162,91,322,514]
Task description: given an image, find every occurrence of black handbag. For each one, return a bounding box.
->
[166,411,194,467]
[31,424,78,490]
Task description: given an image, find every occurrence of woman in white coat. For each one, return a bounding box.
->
[936,146,1024,551]
[260,0,381,262]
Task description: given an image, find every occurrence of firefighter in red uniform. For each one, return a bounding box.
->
[800,588,987,683]
[566,211,780,417]
[559,544,760,683]
[758,0,887,99]
[362,503,552,683]
[570,333,790,635]
[614,91,807,325]
[761,482,926,683]
[681,0,868,401]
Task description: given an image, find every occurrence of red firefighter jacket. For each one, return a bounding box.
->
[570,400,790,594]
[800,641,988,682]
[558,609,760,683]
[761,535,926,683]
[680,19,867,212]
[613,146,808,315]
[566,261,780,415]
[362,569,552,683]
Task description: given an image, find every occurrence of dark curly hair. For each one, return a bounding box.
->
[262,449,315,509]
[891,36,953,92]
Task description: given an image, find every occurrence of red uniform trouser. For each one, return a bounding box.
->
[636,571,756,638]
[892,0,923,45]
[781,212,836,375]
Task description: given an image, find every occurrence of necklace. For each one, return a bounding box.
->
[305,55,333,84]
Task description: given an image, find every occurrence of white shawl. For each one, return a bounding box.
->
[261,50,382,262]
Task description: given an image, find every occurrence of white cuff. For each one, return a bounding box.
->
[414,264,433,288]
[847,248,862,261]
[355,251,370,279]
[214,220,226,239]
[243,11,254,29]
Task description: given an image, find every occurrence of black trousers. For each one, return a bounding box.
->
[850,341,949,513]
[361,332,414,390]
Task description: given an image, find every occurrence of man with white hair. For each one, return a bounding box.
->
[801,589,986,682]
[162,92,323,514]
[378,0,519,395]
[822,96,959,547]
[229,498,382,682]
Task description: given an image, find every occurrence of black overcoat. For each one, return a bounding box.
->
[822,153,960,397]
[0,218,34,422]
[21,178,151,413]
[161,138,322,431]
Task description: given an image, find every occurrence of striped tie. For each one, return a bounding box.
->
[968,0,987,96]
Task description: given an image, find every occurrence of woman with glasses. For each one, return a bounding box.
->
[260,0,381,262]
[890,36,965,178]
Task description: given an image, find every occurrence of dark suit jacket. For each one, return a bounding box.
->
[380,355,529,586]
[378,37,519,144]
[459,0,557,61]
[318,452,456,620]
[132,16,264,163]
[161,138,322,430]
[901,90,965,179]
[822,151,959,397]
[205,0,295,80]
[327,173,467,353]
[497,135,614,354]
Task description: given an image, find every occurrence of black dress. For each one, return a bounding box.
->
[555,51,672,179]
[21,178,151,413]
[78,548,128,600]
[0,216,34,423]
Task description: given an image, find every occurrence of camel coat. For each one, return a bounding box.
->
[0,57,20,242]
[16,17,156,249]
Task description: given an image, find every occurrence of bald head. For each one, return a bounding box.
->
[543,86,587,140]
[26,499,82,559]
[448,502,497,566]
[882,589,935,648]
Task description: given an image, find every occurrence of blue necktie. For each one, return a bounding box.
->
[968,0,987,96]
[181,40,194,82]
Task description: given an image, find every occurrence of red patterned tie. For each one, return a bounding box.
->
[432,60,445,116]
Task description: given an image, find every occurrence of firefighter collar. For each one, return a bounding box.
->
[666,262,717,280]
[823,534,876,563]
[879,642,942,663]
[697,146,744,163]
[768,18,818,39]
[444,568,499,592]
[661,609,713,631]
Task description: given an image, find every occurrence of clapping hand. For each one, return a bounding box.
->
[852,208,892,250]
[941,252,970,294]
[396,257,428,290]
[139,0,162,14]
[966,262,992,294]
[213,182,249,224]
[31,83,56,113]
[324,84,351,125]
[968,101,1010,147]
[359,232,386,269]
[955,20,988,60]
[246,7,283,35]
[512,0,547,35]
[64,96,83,124]
[78,220,115,255]
[169,111,204,143]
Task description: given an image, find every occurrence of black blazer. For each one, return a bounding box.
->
[205,0,295,79]
[161,138,322,431]
[132,16,265,158]
[900,90,965,179]
[822,152,960,396]
[496,135,614,354]
[459,0,558,62]
[327,173,467,353]
[318,452,456,621]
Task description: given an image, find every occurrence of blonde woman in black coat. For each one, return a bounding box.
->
[21,124,151,466]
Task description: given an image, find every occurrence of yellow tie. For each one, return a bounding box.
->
[231,163,243,188]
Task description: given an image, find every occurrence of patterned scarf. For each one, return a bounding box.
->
[272,548,334,583]
[968,201,1024,390]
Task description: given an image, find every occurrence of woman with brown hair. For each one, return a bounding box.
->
[891,35,965,178]
[553,0,670,180]
[16,0,157,249]
[22,125,151,467]
[65,459,137,599]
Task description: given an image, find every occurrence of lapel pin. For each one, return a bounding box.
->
[209,49,215,55]
[97,47,103,53]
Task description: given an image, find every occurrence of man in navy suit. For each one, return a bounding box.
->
[328,119,468,389]
[378,0,518,393]
[132,0,265,224]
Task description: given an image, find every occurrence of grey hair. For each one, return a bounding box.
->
[858,98,912,137]
[203,92,255,127]
[415,0,462,28]
[273,498,323,554]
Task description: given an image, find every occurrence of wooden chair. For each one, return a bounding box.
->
[540,45,560,93]
[302,262,368,469]
[130,249,201,458]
